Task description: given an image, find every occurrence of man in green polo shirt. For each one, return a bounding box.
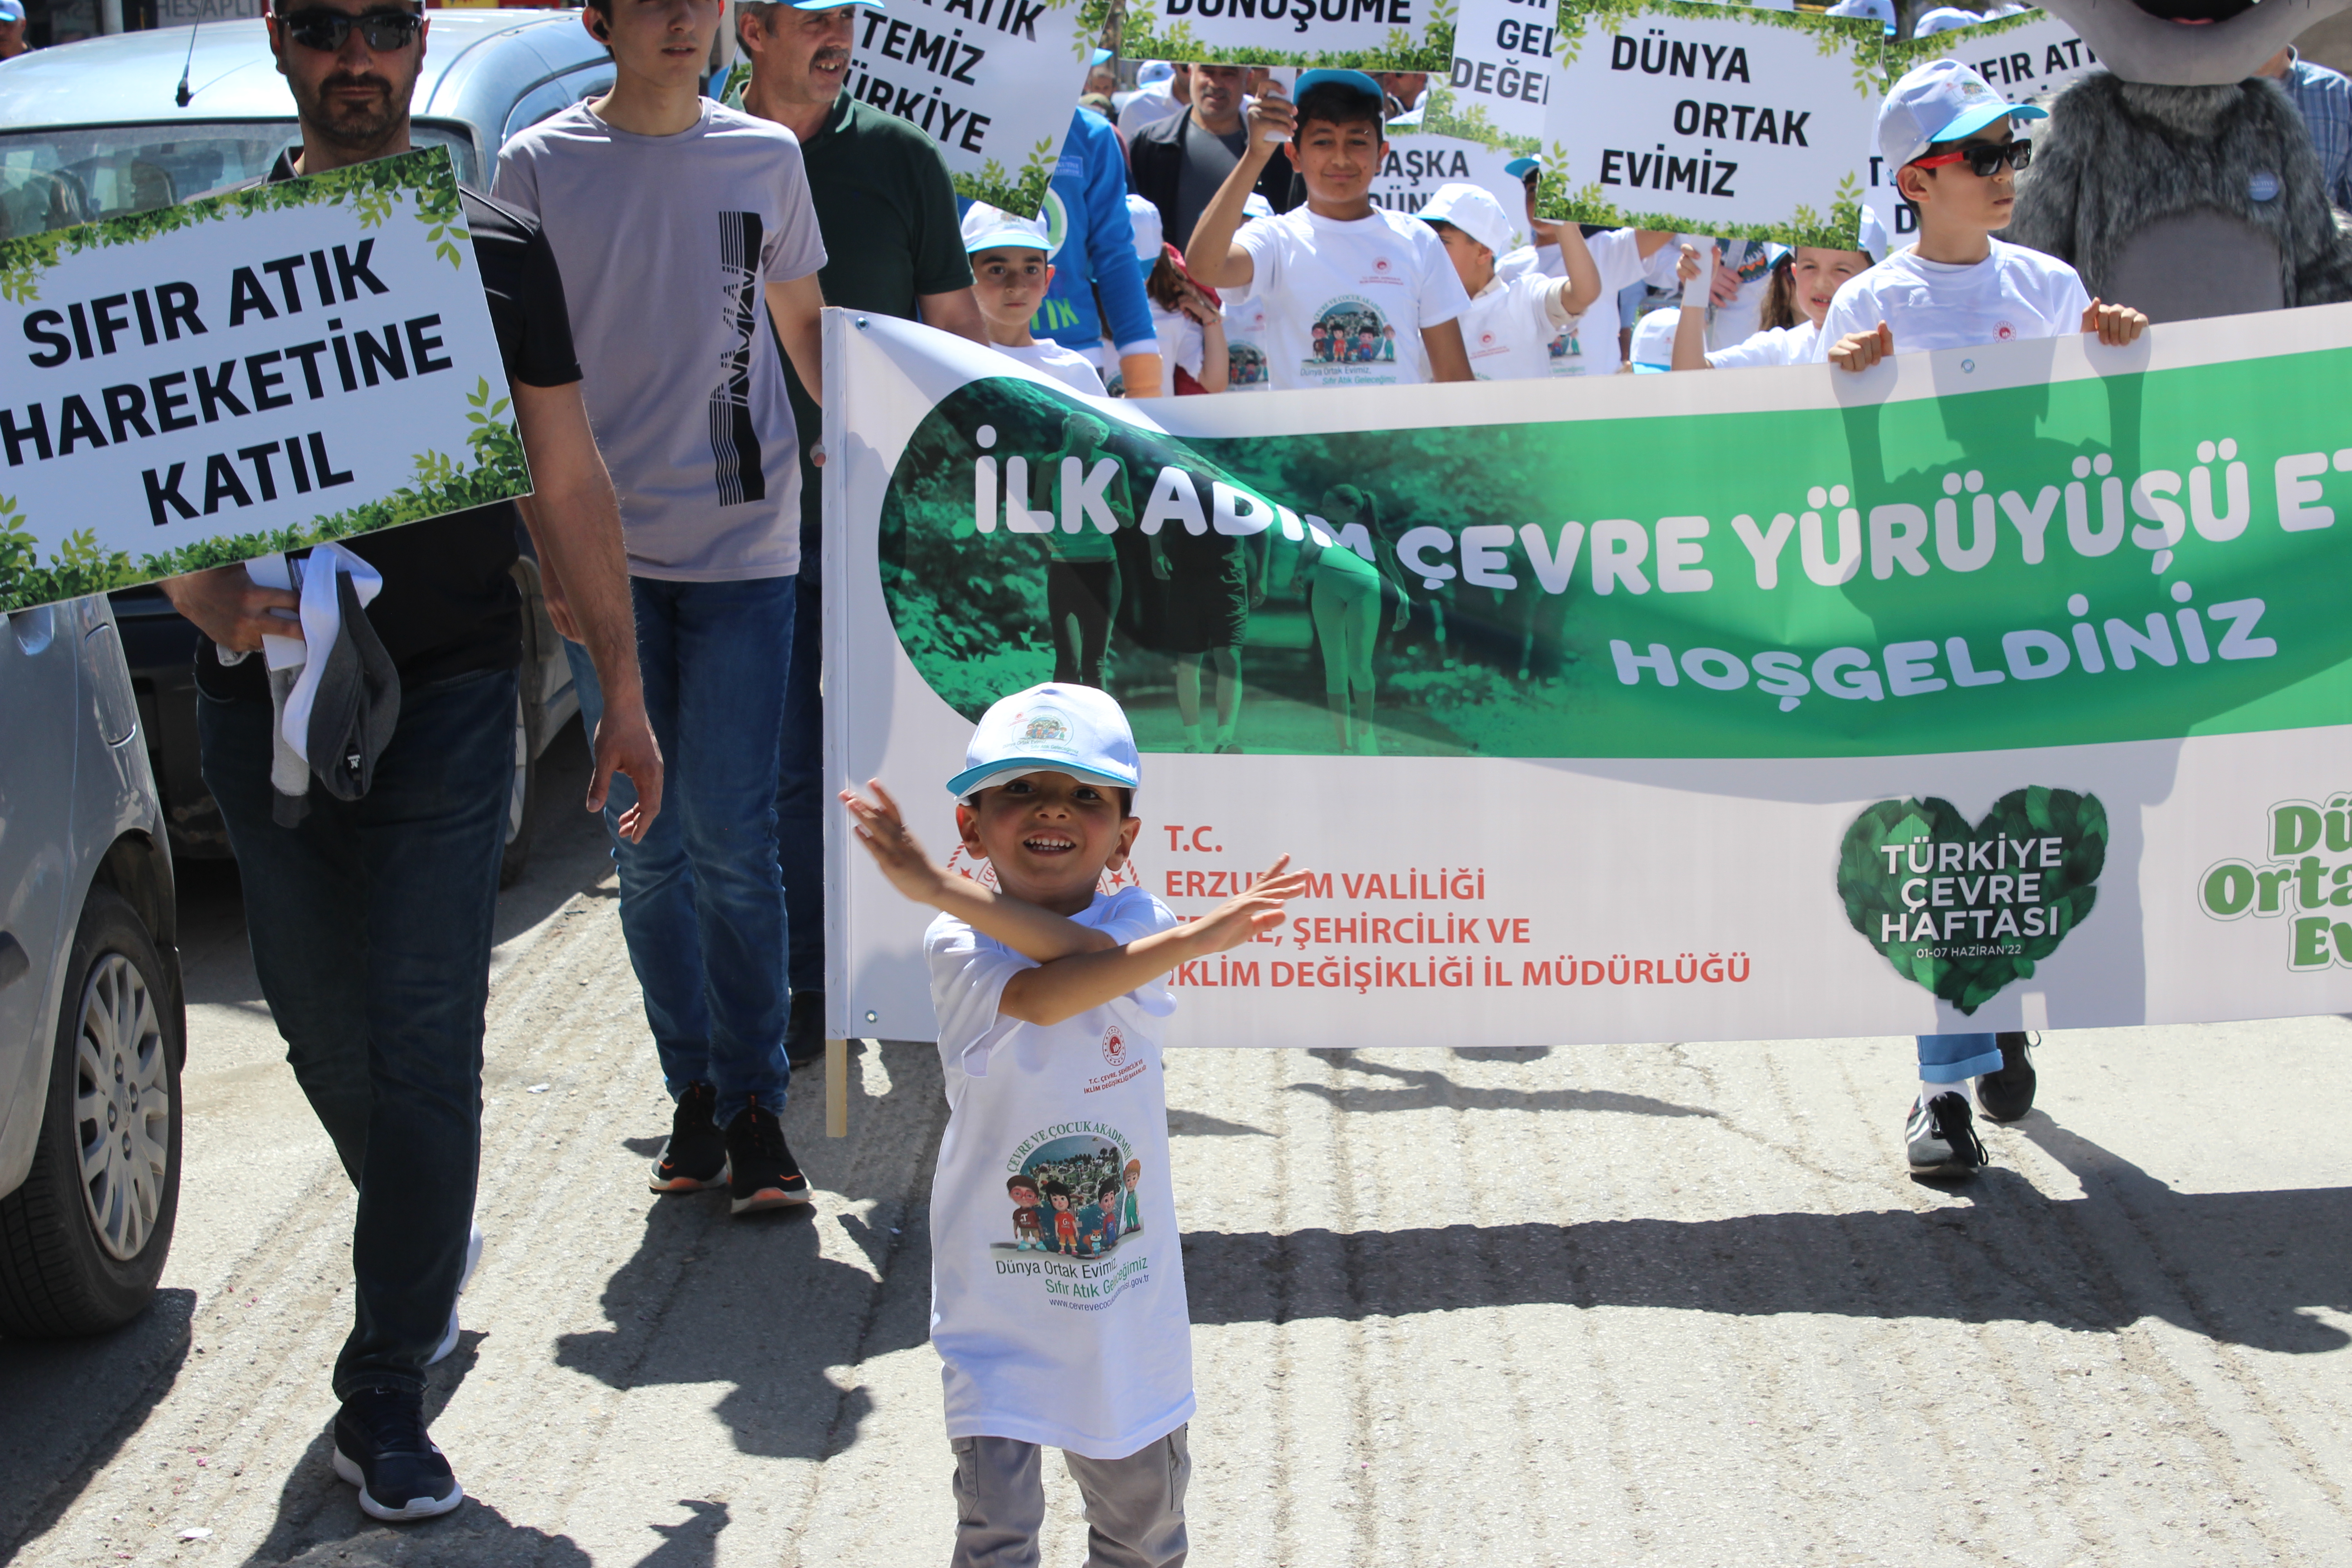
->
[737,0,985,1068]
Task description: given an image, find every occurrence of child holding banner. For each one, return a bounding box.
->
[1414,182,1604,381]
[1184,71,1475,390]
[1666,243,1874,371]
[839,685,1307,1568]
[1821,61,2148,375]
[962,204,1107,397]
[1497,155,1685,375]
[1816,59,2145,1174]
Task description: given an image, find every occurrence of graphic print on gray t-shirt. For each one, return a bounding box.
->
[714,211,766,508]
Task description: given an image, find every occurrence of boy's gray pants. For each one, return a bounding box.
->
[949,1426,1190,1568]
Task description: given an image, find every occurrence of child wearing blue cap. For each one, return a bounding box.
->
[1183,69,1475,389]
[1822,59,2148,374]
[840,684,1307,1566]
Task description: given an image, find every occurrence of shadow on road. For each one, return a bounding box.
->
[1286,1054,1717,1119]
[0,1287,194,1553]
[551,1189,926,1461]
[1181,1122,2352,1354]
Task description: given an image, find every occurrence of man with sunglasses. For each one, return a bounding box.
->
[1825,60,2148,374]
[156,0,662,1524]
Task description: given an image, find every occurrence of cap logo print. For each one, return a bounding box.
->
[1021,714,1072,744]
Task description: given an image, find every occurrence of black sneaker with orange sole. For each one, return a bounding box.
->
[726,1094,811,1215]
[650,1080,729,1194]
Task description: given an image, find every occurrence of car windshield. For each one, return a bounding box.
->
[0,120,477,240]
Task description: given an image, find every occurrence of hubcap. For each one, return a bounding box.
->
[72,952,168,1262]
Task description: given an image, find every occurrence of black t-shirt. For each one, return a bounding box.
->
[198,157,583,700]
[779,96,972,574]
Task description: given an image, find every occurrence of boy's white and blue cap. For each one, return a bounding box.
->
[1504,153,1543,180]
[0,0,26,19]
[1295,68,1385,106]
[1415,182,1515,259]
[1137,60,1176,85]
[1879,59,2047,172]
[949,684,1142,803]
[961,201,1054,256]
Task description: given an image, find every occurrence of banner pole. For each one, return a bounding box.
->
[826,1038,849,1138]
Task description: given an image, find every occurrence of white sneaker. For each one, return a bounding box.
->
[425,1222,485,1367]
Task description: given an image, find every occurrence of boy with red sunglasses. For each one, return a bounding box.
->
[1824,60,2147,372]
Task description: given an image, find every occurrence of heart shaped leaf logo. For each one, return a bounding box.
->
[1838,788,2108,1015]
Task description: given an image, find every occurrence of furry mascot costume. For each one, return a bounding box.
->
[2005,0,2352,320]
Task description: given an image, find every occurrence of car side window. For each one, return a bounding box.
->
[501,79,578,147]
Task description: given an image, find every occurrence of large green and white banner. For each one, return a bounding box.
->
[823,306,2352,1048]
[0,148,524,614]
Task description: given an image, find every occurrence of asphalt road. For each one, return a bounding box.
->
[5,721,2350,1566]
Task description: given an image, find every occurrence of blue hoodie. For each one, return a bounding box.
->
[1032,108,1156,361]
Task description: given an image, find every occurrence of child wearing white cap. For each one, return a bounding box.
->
[962,202,1108,397]
[1495,154,1686,375]
[1821,59,2147,374]
[1415,182,1603,380]
[840,685,1308,1568]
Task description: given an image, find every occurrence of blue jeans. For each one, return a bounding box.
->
[775,568,825,994]
[1918,1034,2004,1083]
[565,574,794,1125]
[199,665,515,1398]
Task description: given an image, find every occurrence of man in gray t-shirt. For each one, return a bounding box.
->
[491,0,827,1217]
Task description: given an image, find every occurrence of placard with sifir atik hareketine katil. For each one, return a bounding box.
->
[0,148,524,614]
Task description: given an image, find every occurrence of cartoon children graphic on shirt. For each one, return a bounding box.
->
[1310,323,1330,362]
[1121,1159,1143,1235]
[1380,324,1397,362]
[1007,1174,1046,1251]
[1096,1180,1122,1249]
[1076,1189,1108,1255]
[1044,1180,1081,1255]
[1355,327,1378,363]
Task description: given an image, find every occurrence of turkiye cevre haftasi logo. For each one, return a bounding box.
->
[2198,794,2352,970]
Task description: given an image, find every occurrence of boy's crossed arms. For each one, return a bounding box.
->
[843,778,1310,1027]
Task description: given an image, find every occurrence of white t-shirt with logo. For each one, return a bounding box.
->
[989,339,1107,397]
[1151,302,1207,386]
[1457,273,1575,381]
[1707,319,1825,370]
[1820,239,2092,356]
[924,885,1193,1460]
[1233,206,1471,390]
[1220,288,1271,392]
[1496,230,1680,376]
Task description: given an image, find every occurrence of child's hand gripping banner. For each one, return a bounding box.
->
[823,306,2352,1049]
[0,148,522,614]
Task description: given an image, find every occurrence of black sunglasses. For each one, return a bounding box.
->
[279,8,424,52]
[1914,138,2033,178]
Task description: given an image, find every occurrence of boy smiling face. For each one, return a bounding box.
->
[956,771,1140,916]
[1287,117,1385,211]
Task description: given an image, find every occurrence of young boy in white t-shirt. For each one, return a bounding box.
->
[1184,69,1474,389]
[1818,60,2143,1180]
[839,684,1308,1568]
[1495,155,1683,376]
[963,203,1107,396]
[1822,60,2147,373]
[1415,182,1602,381]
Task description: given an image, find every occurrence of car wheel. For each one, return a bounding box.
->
[0,885,183,1338]
[497,672,543,891]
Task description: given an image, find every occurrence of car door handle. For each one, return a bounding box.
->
[0,932,28,992]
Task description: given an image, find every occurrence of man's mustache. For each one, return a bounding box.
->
[321,72,392,96]
[811,47,849,69]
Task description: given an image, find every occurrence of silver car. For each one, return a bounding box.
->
[0,9,620,884]
[0,597,185,1337]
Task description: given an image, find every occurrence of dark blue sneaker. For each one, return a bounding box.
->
[725,1095,811,1216]
[1977,1032,2038,1122]
[333,1387,463,1521]
[1906,1091,1987,1178]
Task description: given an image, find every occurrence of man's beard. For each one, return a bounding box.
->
[302,72,405,151]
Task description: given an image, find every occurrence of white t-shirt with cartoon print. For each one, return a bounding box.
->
[1820,239,2093,356]
[1456,273,1577,381]
[1233,206,1471,390]
[924,884,1193,1460]
[1220,287,1272,392]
